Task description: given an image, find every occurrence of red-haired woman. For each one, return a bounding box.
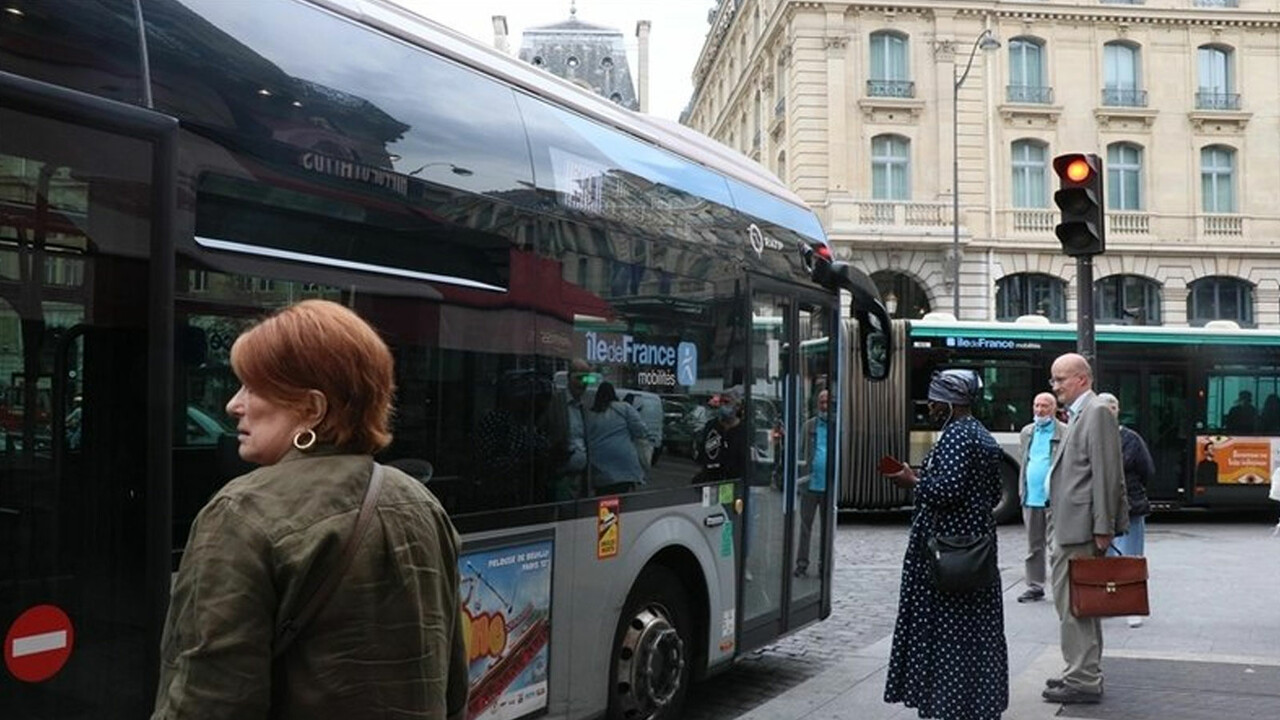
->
[152,300,467,720]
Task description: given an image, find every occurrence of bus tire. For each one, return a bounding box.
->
[607,565,692,720]
[992,459,1021,525]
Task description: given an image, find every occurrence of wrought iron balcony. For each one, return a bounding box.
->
[1006,85,1054,104]
[1101,87,1148,107]
[1196,91,1241,110]
[867,79,915,99]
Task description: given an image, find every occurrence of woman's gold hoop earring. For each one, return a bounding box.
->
[293,428,317,451]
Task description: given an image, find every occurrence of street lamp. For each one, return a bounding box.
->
[951,28,1001,316]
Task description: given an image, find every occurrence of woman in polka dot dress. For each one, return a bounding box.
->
[883,369,1008,720]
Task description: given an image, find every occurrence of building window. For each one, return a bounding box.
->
[996,273,1066,321]
[1095,274,1161,325]
[1011,140,1048,208]
[868,31,912,97]
[1007,38,1050,103]
[776,150,787,184]
[1201,145,1235,213]
[1188,276,1253,327]
[1197,45,1238,109]
[872,270,932,319]
[1107,142,1143,211]
[1103,42,1145,107]
[871,134,910,200]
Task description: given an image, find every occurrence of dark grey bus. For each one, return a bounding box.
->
[0,1,889,717]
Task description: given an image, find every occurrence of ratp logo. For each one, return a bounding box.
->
[677,342,698,386]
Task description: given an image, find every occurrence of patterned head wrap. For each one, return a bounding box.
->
[927,369,982,406]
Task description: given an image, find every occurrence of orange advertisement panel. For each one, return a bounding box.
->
[596,497,619,559]
[1194,435,1272,485]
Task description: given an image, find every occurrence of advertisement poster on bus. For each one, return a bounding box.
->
[1194,435,1272,485]
[459,534,553,720]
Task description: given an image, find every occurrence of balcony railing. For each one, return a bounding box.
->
[1196,91,1242,110]
[867,79,915,99]
[1202,214,1243,236]
[1101,88,1148,107]
[1006,85,1054,104]
[1108,211,1150,235]
[848,200,951,227]
[1012,209,1055,234]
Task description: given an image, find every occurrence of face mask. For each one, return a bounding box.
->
[927,401,954,428]
[719,404,738,420]
[1034,414,1053,427]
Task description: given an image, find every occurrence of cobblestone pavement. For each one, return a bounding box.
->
[683,513,1028,720]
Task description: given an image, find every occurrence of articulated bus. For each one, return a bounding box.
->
[840,314,1280,522]
[0,1,891,718]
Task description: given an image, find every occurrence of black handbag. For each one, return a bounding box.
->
[926,532,999,593]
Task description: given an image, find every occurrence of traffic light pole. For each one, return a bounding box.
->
[1052,152,1104,379]
[1076,254,1097,378]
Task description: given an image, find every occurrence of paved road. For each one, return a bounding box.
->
[683,511,1274,720]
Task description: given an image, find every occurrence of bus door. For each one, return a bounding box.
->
[0,75,176,718]
[740,281,835,650]
[1109,365,1188,506]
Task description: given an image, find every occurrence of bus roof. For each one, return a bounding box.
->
[318,0,812,216]
[907,317,1280,347]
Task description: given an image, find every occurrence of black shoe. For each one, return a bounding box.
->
[1045,678,1065,689]
[1042,685,1102,704]
[1017,587,1045,603]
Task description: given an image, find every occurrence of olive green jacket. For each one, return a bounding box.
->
[153,450,468,720]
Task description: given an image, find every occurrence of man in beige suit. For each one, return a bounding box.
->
[1042,353,1128,705]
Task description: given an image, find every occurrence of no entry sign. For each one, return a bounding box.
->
[5,605,74,683]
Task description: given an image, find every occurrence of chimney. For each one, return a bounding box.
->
[492,15,509,54]
[635,20,651,113]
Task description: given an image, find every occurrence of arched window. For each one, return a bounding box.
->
[1197,45,1237,109]
[1107,142,1143,211]
[1103,42,1144,106]
[996,273,1067,321]
[871,270,931,319]
[1011,139,1048,208]
[871,134,910,200]
[869,31,911,97]
[1095,274,1161,325]
[1201,145,1235,213]
[1188,276,1253,327]
[1008,38,1049,103]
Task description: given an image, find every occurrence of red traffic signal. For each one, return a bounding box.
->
[1053,153,1105,257]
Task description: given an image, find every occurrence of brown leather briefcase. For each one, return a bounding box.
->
[1068,554,1149,618]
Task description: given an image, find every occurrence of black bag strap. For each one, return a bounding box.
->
[274,462,385,658]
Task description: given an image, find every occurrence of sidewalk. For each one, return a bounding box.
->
[734,522,1280,720]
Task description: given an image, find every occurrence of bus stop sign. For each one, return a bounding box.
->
[5,604,74,682]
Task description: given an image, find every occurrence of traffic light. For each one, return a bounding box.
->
[1053,153,1105,256]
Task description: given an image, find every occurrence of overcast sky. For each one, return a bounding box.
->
[392,0,718,120]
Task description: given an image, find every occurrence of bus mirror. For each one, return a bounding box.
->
[799,244,894,379]
[855,302,892,381]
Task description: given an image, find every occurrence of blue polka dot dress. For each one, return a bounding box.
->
[884,415,1008,719]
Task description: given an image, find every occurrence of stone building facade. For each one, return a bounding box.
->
[684,0,1280,327]
[517,9,643,111]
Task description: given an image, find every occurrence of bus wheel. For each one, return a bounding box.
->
[992,460,1021,524]
[608,565,691,720]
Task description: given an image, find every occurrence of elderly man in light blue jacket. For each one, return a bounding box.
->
[1016,391,1066,603]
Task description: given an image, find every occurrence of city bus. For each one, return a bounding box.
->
[839,313,1280,522]
[0,1,891,718]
